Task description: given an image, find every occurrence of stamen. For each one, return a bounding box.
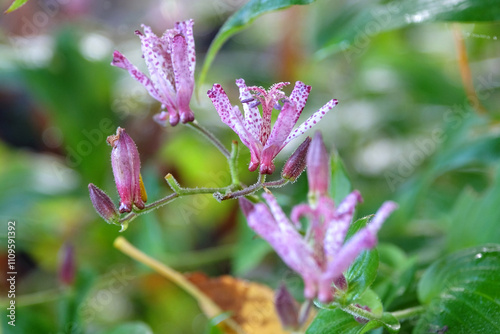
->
[241,97,255,103]
[250,100,261,108]
[274,103,282,110]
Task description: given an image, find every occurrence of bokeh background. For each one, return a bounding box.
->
[0,0,499,333]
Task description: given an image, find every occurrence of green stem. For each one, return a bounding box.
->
[391,305,425,321]
[215,175,288,201]
[118,192,179,226]
[165,173,230,195]
[186,121,231,159]
[119,174,233,229]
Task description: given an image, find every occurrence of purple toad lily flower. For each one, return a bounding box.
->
[207,79,338,174]
[240,133,397,303]
[107,127,147,213]
[241,192,397,303]
[112,20,196,126]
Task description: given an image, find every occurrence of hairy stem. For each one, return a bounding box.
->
[118,193,179,226]
[392,305,425,321]
[215,175,289,201]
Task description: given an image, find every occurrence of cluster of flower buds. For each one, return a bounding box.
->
[208,79,338,174]
[88,128,146,225]
[112,20,196,126]
[241,133,397,303]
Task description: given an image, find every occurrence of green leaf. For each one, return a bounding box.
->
[4,0,29,13]
[415,244,500,333]
[330,151,352,204]
[446,165,500,252]
[374,244,417,308]
[306,308,362,334]
[345,249,379,304]
[316,0,500,59]
[199,0,316,87]
[307,296,400,334]
[103,322,153,334]
[344,216,379,304]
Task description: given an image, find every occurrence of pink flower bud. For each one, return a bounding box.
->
[58,243,75,286]
[88,183,119,222]
[282,136,311,182]
[307,132,330,201]
[107,128,146,213]
[275,283,299,329]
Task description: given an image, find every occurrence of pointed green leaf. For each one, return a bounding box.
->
[307,291,400,334]
[199,0,316,87]
[4,0,29,13]
[316,0,500,59]
[343,216,379,304]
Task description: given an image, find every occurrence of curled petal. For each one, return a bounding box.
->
[208,84,262,171]
[290,203,315,229]
[153,111,169,127]
[111,50,166,106]
[174,19,196,77]
[172,34,194,123]
[138,24,175,94]
[320,228,377,302]
[368,201,398,233]
[283,98,338,148]
[260,102,299,174]
[323,191,362,262]
[288,81,311,121]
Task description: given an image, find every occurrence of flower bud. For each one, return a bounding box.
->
[107,127,146,213]
[58,243,75,286]
[282,137,311,182]
[275,283,299,330]
[88,183,119,223]
[307,132,330,204]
